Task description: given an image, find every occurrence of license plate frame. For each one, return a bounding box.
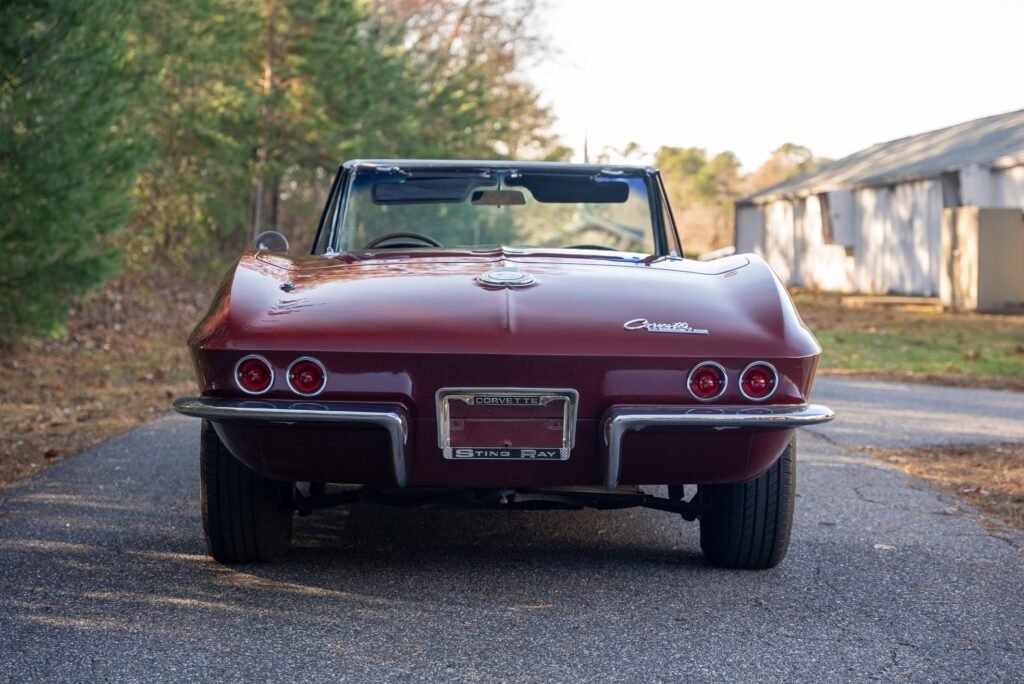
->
[435,387,579,461]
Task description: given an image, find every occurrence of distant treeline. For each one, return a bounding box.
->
[597,142,829,256]
[0,0,566,342]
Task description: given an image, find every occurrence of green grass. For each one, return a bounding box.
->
[793,292,1024,390]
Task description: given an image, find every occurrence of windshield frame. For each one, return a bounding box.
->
[311,162,681,257]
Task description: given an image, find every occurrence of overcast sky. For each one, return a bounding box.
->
[528,0,1024,169]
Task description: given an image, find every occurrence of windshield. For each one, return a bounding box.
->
[332,167,657,253]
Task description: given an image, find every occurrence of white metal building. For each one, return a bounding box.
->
[735,109,1024,296]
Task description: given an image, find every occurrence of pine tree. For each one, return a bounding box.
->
[125,0,261,264]
[0,0,150,342]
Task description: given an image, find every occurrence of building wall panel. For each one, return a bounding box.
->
[992,165,1024,207]
[850,181,942,295]
[735,205,765,255]
[960,165,993,206]
[763,200,795,284]
[797,194,852,291]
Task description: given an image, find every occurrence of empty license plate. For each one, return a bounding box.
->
[435,388,578,461]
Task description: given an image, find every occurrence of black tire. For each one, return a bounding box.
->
[698,437,795,569]
[200,420,294,564]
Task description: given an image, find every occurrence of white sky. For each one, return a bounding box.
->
[528,0,1024,170]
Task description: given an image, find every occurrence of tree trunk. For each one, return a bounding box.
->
[270,176,280,229]
[252,175,265,238]
[252,0,276,239]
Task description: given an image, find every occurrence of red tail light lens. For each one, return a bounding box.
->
[287,357,326,396]
[740,362,778,401]
[688,362,727,401]
[235,355,273,395]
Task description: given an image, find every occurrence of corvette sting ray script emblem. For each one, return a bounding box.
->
[623,318,710,335]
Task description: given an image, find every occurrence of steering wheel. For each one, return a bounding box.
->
[566,244,618,251]
[363,232,443,249]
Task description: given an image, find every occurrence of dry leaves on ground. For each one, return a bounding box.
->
[868,442,1024,529]
[0,271,212,490]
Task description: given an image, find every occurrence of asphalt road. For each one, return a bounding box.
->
[1,377,1022,682]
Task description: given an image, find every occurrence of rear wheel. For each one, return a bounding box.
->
[698,437,795,569]
[200,420,294,564]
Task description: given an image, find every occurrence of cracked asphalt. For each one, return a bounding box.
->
[1,377,1022,682]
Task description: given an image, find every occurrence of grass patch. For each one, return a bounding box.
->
[794,292,1024,390]
[868,443,1024,530]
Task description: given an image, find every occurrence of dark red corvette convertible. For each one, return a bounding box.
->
[174,160,834,568]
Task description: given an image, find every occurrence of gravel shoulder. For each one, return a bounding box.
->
[0,379,1022,682]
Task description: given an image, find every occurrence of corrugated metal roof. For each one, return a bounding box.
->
[742,108,1024,204]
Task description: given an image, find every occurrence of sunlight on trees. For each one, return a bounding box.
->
[1,0,566,340]
[655,142,827,255]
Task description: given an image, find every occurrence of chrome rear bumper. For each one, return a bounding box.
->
[172,397,410,487]
[173,397,834,492]
[602,404,835,489]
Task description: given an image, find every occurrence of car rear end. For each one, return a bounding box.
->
[176,344,829,489]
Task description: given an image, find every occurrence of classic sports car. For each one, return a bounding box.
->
[174,160,834,569]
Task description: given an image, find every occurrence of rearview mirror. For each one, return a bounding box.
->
[254,230,289,254]
[471,190,526,206]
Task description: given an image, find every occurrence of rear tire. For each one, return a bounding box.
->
[200,420,294,564]
[698,437,795,569]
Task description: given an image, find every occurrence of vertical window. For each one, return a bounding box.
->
[940,172,962,208]
[313,169,345,254]
[657,175,683,257]
[819,193,834,243]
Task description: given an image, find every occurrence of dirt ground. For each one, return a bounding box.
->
[0,272,209,490]
[866,443,1024,530]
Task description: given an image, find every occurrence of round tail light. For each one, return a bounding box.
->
[235,355,273,395]
[740,362,778,401]
[287,357,326,396]
[688,361,727,401]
